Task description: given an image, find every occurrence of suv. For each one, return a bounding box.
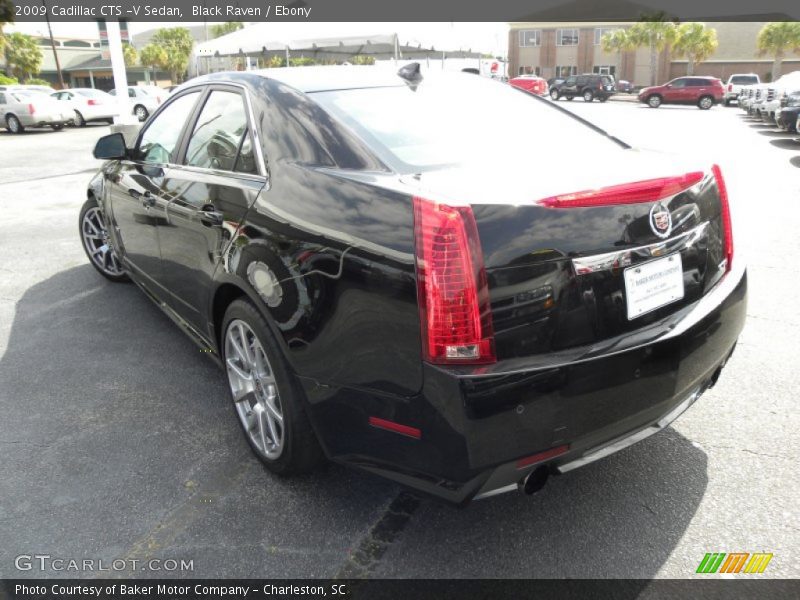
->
[550,74,615,102]
[638,77,724,109]
[776,90,800,132]
[723,73,759,105]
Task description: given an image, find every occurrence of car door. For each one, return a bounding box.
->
[155,86,267,332]
[688,78,709,102]
[104,90,203,286]
[562,76,577,96]
[663,78,687,102]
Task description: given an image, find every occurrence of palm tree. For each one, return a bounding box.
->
[600,29,635,82]
[628,17,678,86]
[673,23,718,75]
[757,22,800,81]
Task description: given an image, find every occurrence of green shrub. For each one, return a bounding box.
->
[0,74,19,85]
[24,77,52,86]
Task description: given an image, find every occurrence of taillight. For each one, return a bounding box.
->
[413,197,495,364]
[87,99,99,106]
[538,172,704,208]
[711,164,733,273]
[28,103,35,115]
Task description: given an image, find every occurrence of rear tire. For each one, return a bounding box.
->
[6,114,24,133]
[698,96,714,110]
[222,298,324,475]
[51,123,65,131]
[74,110,86,127]
[647,95,662,108]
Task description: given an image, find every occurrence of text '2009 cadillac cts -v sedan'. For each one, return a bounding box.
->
[80,65,746,504]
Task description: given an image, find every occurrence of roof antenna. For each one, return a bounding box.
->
[397,62,423,88]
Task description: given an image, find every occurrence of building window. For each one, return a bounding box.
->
[518,66,542,76]
[555,65,577,77]
[592,65,616,76]
[594,28,619,45]
[556,29,579,46]
[518,30,541,47]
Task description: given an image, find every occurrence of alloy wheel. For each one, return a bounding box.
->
[699,97,713,109]
[7,115,20,133]
[225,319,284,460]
[135,106,148,121]
[648,96,661,108]
[81,207,124,276]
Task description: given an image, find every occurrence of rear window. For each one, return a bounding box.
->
[311,74,621,170]
[76,89,106,97]
[730,76,758,85]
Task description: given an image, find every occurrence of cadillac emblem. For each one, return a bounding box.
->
[649,202,672,239]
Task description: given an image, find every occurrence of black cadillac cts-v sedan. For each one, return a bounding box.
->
[80,66,746,503]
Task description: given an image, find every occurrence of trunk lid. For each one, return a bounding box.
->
[404,149,730,362]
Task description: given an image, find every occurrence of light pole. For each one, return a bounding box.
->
[41,0,65,88]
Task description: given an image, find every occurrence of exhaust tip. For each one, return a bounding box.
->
[518,465,549,496]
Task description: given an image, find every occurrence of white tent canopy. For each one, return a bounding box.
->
[193,22,506,60]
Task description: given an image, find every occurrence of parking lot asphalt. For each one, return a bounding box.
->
[1,101,798,580]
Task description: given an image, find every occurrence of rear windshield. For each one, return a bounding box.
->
[76,89,106,97]
[730,76,758,84]
[311,74,621,170]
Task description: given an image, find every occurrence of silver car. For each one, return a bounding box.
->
[0,88,73,133]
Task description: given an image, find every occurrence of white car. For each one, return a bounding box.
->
[108,86,162,121]
[723,73,759,105]
[0,88,72,133]
[747,83,770,117]
[759,71,800,124]
[50,88,117,126]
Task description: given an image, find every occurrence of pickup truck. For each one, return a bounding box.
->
[724,73,760,105]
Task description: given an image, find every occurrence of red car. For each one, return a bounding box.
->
[638,76,725,109]
[510,75,549,96]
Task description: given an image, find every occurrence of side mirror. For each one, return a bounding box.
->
[666,84,673,88]
[93,133,128,160]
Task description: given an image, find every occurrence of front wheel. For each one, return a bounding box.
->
[583,90,594,102]
[550,89,560,100]
[134,105,148,121]
[6,114,24,133]
[79,197,129,282]
[647,95,662,108]
[698,96,713,110]
[222,299,324,475]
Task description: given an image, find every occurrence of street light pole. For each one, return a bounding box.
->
[41,0,65,89]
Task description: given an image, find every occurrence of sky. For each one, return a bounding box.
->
[6,22,511,57]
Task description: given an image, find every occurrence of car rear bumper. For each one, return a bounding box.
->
[301,266,747,504]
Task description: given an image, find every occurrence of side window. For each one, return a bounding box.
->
[0,93,7,104]
[670,79,686,88]
[184,90,257,174]
[565,77,577,86]
[128,89,136,98]
[138,91,201,164]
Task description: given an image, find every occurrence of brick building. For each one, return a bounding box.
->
[509,22,800,86]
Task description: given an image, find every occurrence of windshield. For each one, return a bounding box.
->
[311,74,620,170]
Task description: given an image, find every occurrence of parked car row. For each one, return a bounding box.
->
[737,71,800,132]
[0,84,171,133]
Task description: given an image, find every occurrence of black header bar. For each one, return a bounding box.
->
[7,0,800,23]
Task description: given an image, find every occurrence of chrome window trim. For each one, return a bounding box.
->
[135,81,268,180]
